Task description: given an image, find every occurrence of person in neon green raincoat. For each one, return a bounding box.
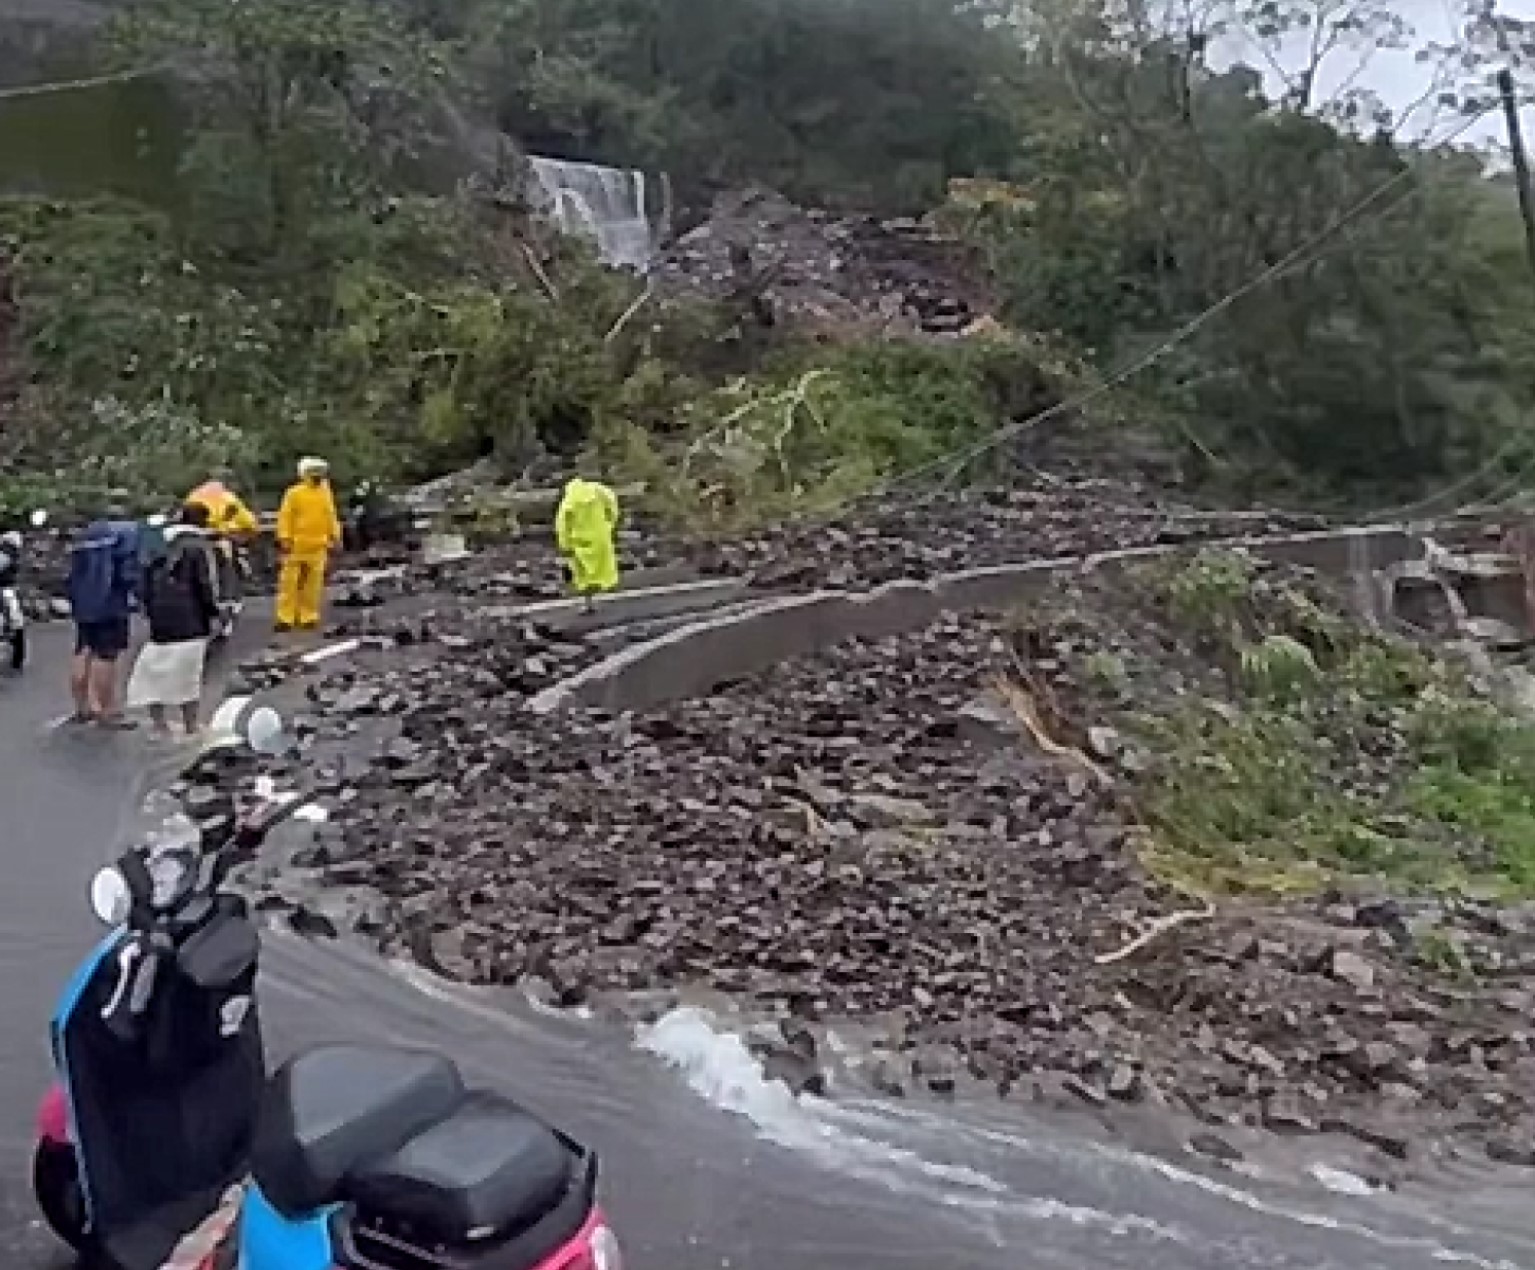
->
[555,477,620,608]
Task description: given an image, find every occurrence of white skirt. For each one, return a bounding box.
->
[127,638,208,708]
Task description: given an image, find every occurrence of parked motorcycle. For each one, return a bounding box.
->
[0,508,48,671]
[34,705,620,1270]
[209,534,248,642]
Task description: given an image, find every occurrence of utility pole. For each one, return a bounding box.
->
[1497,67,1535,282]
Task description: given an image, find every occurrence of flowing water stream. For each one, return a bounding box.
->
[252,933,1535,1270]
[525,155,657,270]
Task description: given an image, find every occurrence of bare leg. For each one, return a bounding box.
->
[90,657,122,723]
[69,652,92,720]
[180,702,200,736]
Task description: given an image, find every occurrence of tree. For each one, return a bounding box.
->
[959,0,1535,498]
[465,0,1017,210]
[7,0,1535,513]
[108,0,453,260]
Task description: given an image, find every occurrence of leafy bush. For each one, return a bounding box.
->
[1238,634,1320,702]
[78,397,257,496]
[603,338,1045,530]
[1064,557,1535,897]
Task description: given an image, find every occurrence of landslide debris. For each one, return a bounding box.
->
[364,476,1333,598]
[670,483,1330,589]
[655,187,994,340]
[201,545,1535,1165]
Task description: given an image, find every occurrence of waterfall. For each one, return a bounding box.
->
[526,155,655,270]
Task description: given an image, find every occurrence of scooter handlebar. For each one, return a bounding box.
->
[99,935,168,1037]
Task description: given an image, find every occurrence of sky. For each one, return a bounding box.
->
[1215,0,1535,149]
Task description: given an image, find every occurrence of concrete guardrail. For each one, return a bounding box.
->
[528,525,1426,716]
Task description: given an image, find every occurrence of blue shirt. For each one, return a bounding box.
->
[67,520,140,624]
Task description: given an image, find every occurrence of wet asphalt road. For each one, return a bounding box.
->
[2,623,1535,1269]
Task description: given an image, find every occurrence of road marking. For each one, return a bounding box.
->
[300,638,362,665]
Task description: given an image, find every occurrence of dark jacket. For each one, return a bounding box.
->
[143,529,219,644]
[67,519,140,623]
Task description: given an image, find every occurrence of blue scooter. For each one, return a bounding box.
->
[33,711,621,1270]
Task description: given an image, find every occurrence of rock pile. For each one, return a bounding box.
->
[356,475,1332,599]
[656,187,994,339]
[669,482,1331,590]
[326,528,695,619]
[201,549,1535,1166]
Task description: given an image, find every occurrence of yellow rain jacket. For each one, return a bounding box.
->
[187,481,260,537]
[555,478,620,595]
[276,479,342,556]
[275,477,342,630]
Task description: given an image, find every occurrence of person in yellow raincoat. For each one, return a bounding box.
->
[185,473,260,539]
[185,473,260,602]
[555,477,620,610]
[274,457,342,631]
[183,474,259,635]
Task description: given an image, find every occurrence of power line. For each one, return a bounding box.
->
[854,99,1508,510]
[0,67,164,103]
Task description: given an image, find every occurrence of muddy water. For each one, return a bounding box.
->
[255,934,1535,1270]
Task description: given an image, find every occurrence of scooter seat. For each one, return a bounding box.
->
[346,1091,573,1242]
[252,1045,465,1217]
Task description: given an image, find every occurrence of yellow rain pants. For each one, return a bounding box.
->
[275,479,342,629]
[555,478,620,596]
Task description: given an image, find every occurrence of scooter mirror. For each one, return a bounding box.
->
[243,706,285,755]
[28,508,47,528]
[90,867,132,926]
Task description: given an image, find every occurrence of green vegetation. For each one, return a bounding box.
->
[2,0,1535,518]
[1040,550,1535,898]
[598,336,1055,530]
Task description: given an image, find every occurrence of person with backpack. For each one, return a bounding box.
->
[66,507,141,727]
[125,503,221,737]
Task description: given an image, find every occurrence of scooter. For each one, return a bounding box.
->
[210,535,248,642]
[0,508,48,671]
[34,706,620,1270]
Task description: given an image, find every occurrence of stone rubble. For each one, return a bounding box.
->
[653,482,1332,590]
[655,187,995,340]
[344,477,1333,601]
[178,542,1535,1170]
